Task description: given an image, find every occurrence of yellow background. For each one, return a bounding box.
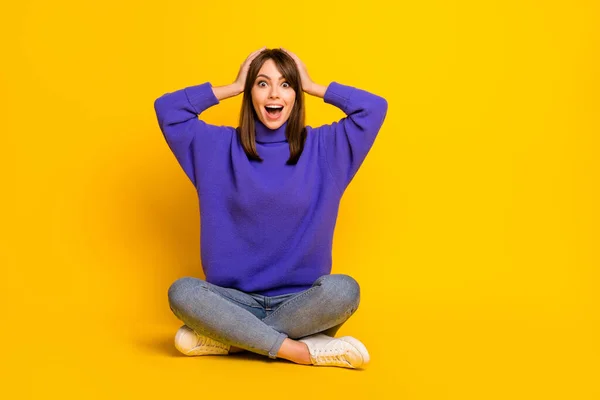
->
[2,0,598,398]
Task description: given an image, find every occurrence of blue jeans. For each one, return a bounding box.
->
[168,274,361,359]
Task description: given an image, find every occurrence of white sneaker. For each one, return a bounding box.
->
[174,325,230,356]
[298,333,370,368]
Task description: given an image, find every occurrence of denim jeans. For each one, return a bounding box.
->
[168,274,361,359]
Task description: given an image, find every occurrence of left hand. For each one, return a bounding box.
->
[281,48,314,94]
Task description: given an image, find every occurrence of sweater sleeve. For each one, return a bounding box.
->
[317,82,388,193]
[153,82,223,187]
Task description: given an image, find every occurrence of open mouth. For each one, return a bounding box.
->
[265,105,284,119]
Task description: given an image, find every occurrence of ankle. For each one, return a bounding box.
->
[294,341,311,364]
[277,338,312,365]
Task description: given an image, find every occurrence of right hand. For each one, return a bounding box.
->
[234,47,266,91]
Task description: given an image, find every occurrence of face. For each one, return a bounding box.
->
[251,59,296,130]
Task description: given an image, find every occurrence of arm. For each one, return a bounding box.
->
[304,82,328,99]
[280,48,388,192]
[153,82,224,187]
[212,83,243,101]
[317,82,388,193]
[153,48,266,187]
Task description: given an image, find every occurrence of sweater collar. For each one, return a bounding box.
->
[254,116,288,143]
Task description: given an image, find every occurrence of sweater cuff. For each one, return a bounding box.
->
[323,81,355,111]
[184,82,220,114]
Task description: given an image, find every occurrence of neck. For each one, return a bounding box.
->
[255,116,288,143]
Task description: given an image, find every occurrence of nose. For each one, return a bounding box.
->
[268,85,280,99]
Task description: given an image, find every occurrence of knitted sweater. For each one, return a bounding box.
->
[154,81,387,295]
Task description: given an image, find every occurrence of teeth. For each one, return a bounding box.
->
[266,105,283,109]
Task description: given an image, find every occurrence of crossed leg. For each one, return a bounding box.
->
[168,274,360,363]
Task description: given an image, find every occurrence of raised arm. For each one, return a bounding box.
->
[282,48,388,193]
[318,82,388,193]
[153,82,223,187]
[152,47,266,187]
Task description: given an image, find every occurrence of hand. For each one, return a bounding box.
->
[281,48,314,94]
[234,47,267,91]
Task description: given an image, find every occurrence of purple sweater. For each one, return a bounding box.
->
[154,82,387,296]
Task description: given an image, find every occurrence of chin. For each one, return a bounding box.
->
[263,117,288,129]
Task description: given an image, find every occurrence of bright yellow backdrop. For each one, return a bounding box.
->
[2,0,598,398]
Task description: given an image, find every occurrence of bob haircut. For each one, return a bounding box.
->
[236,48,307,165]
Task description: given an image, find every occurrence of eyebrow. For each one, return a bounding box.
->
[256,74,286,80]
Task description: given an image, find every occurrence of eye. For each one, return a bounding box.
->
[257,80,290,88]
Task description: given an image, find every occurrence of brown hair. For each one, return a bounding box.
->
[236,48,307,165]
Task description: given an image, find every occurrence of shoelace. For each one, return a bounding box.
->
[194,334,228,350]
[312,348,352,366]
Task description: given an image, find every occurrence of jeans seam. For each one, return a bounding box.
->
[178,285,270,355]
[261,285,321,324]
[207,286,262,309]
[173,286,232,346]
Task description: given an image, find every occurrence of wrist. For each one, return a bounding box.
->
[232,82,244,95]
[305,82,327,98]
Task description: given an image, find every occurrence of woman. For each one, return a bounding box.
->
[154,47,388,369]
